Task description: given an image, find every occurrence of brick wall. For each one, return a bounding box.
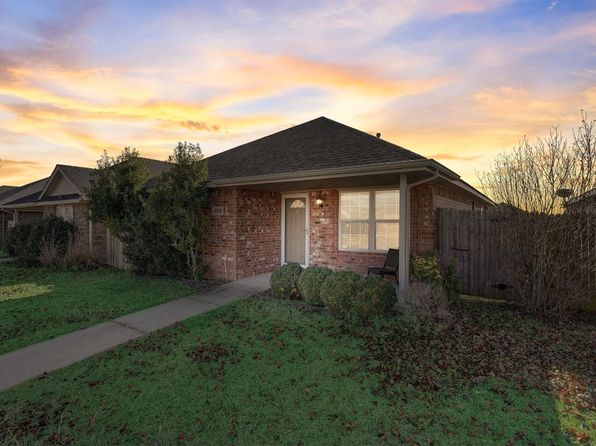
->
[410,184,435,255]
[203,188,239,280]
[203,187,281,280]
[236,190,281,278]
[203,182,487,280]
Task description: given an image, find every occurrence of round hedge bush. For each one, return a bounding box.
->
[320,270,361,315]
[298,265,334,305]
[270,263,303,299]
[352,275,397,320]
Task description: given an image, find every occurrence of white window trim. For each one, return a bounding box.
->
[338,189,400,253]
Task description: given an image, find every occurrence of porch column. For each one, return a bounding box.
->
[399,174,410,300]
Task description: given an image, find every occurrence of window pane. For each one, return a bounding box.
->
[340,191,369,220]
[375,190,399,220]
[340,222,369,250]
[376,222,399,251]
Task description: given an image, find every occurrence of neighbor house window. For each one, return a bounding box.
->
[339,190,399,251]
[55,204,74,223]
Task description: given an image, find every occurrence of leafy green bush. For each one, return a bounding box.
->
[7,217,74,264]
[411,253,462,301]
[123,222,190,277]
[410,254,443,289]
[298,265,334,305]
[29,216,74,255]
[353,275,397,320]
[270,263,303,299]
[6,223,33,258]
[320,270,361,315]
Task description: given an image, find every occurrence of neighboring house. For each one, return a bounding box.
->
[0,159,170,266]
[0,185,18,248]
[1,117,492,292]
[202,117,493,292]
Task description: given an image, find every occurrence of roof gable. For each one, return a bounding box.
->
[206,117,425,181]
[38,165,89,200]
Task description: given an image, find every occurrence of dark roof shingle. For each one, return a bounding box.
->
[206,116,425,181]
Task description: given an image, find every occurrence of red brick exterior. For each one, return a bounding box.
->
[200,182,487,280]
[203,188,281,280]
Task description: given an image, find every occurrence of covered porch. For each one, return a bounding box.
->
[205,162,456,297]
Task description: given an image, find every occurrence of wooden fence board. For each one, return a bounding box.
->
[436,208,513,300]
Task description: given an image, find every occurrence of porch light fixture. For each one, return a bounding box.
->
[315,192,324,208]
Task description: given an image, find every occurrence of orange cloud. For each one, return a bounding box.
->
[0,159,50,186]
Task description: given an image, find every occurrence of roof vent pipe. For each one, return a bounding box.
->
[376,133,381,139]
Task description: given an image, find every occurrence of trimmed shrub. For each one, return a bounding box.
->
[270,263,303,299]
[353,275,397,320]
[320,270,361,315]
[298,265,333,305]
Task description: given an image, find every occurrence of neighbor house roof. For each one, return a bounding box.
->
[1,158,171,208]
[0,178,48,207]
[206,116,425,181]
[0,186,18,202]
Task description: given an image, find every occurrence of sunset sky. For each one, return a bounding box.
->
[0,0,594,187]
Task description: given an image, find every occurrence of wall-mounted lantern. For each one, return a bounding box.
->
[315,192,324,208]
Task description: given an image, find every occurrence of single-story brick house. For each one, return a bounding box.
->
[1,117,492,293]
[202,117,493,294]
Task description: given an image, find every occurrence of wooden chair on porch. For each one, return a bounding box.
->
[367,248,399,284]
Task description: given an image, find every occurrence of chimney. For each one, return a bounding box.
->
[376,132,381,139]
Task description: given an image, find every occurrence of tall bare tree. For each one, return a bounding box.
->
[479,113,596,319]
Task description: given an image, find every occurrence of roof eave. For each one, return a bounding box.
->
[207,159,459,188]
[1,196,83,209]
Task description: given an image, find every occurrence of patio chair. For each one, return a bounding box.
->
[367,248,399,284]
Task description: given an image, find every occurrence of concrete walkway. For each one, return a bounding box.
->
[0,272,271,392]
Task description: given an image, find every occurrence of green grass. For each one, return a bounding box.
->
[1,297,593,445]
[0,250,9,259]
[0,262,193,354]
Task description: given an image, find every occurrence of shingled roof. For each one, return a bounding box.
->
[0,186,18,202]
[206,116,425,181]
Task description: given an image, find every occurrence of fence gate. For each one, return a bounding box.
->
[436,208,513,300]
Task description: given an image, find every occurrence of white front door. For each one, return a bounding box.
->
[283,196,307,265]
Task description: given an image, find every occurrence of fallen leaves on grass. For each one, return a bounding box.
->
[359,300,595,422]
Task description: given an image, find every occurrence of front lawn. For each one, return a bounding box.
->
[0,262,193,354]
[1,296,593,445]
[0,250,9,259]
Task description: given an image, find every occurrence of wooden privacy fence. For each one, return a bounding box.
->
[106,228,130,270]
[436,208,514,300]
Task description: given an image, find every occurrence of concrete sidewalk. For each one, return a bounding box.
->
[0,272,271,392]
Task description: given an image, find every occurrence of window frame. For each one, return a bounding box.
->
[338,189,400,252]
